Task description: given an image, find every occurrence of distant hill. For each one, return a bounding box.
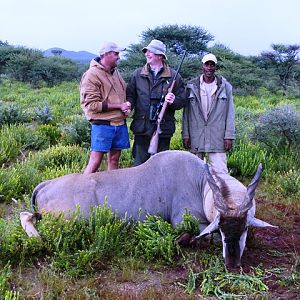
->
[43,47,97,63]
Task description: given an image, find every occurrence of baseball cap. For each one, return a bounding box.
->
[201,53,217,64]
[142,39,167,59]
[99,42,126,55]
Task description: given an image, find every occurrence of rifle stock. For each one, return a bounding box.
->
[148,51,186,155]
[148,100,168,154]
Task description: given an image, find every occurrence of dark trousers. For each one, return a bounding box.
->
[132,135,171,166]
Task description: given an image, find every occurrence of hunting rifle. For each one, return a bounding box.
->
[148,50,187,155]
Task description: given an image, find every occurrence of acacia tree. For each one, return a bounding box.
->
[120,24,214,81]
[261,44,300,90]
[140,24,214,55]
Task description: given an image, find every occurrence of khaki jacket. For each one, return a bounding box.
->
[182,75,235,153]
[80,59,126,125]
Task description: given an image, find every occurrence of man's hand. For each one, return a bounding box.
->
[121,101,131,116]
[224,139,233,151]
[183,137,191,149]
[165,92,175,104]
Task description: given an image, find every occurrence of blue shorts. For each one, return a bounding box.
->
[90,124,130,152]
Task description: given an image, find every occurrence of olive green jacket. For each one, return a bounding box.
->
[182,75,235,153]
[126,62,186,137]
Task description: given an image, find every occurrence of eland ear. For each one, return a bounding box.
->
[247,164,263,200]
[248,217,278,228]
[199,214,220,237]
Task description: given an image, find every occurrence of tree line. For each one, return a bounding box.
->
[1,25,299,96]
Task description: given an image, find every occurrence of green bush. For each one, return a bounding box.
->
[0,261,20,299]
[252,104,300,154]
[134,215,178,263]
[35,124,62,148]
[0,164,40,202]
[235,106,257,139]
[0,217,44,265]
[37,204,130,276]
[0,145,88,202]
[228,139,273,177]
[119,148,133,168]
[60,115,90,147]
[28,144,88,171]
[0,102,30,127]
[33,99,53,124]
[266,168,300,201]
[267,150,300,174]
[87,203,131,258]
[0,125,22,165]
[175,209,200,237]
[0,124,62,166]
[0,262,12,295]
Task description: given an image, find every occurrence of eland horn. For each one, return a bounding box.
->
[205,164,227,213]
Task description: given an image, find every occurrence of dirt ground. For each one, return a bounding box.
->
[242,200,300,299]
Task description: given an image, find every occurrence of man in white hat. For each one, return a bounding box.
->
[126,39,186,166]
[80,42,131,173]
[182,53,235,174]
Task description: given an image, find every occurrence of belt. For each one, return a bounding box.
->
[91,120,125,126]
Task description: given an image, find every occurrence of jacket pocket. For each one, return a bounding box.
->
[217,91,227,101]
[130,114,146,134]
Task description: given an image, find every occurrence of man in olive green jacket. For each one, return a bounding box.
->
[182,53,235,174]
[127,39,186,166]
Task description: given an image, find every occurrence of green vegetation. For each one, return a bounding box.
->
[179,258,269,298]
[0,80,298,298]
[0,24,299,298]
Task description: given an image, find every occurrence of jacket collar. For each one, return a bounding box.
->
[140,62,172,77]
[90,58,116,74]
[189,75,223,90]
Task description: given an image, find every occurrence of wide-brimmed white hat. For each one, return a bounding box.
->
[142,39,167,59]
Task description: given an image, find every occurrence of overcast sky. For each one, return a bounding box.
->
[1,0,299,56]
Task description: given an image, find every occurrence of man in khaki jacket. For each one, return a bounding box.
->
[80,42,131,173]
[182,53,235,174]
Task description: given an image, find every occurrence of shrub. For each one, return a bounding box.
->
[35,124,62,147]
[28,144,88,171]
[0,102,30,127]
[227,139,273,177]
[252,105,300,154]
[0,217,44,265]
[134,215,178,263]
[33,99,53,124]
[266,168,300,201]
[267,150,300,174]
[31,56,80,87]
[60,115,90,147]
[0,124,62,166]
[0,125,22,165]
[0,164,40,202]
[119,148,133,168]
[235,106,257,139]
[0,145,88,202]
[87,203,131,258]
[36,204,130,276]
[0,261,20,299]
[175,209,200,237]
